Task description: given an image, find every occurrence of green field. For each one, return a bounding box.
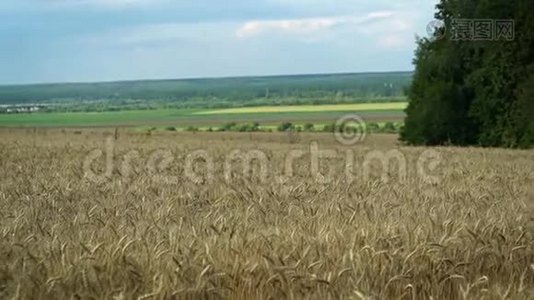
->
[0,103,406,128]
[0,109,195,127]
[195,102,407,115]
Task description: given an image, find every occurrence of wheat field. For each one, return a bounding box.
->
[0,129,533,299]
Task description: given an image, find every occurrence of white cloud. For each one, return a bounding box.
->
[236,11,395,38]
[83,9,417,51]
[236,18,339,38]
[234,10,418,49]
[354,11,418,49]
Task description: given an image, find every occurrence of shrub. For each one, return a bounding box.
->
[277,122,294,132]
[367,122,380,133]
[221,122,237,131]
[303,123,315,132]
[252,122,260,131]
[322,124,336,133]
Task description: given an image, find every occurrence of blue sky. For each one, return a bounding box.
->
[0,0,438,84]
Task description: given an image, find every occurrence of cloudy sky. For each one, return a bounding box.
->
[0,0,438,84]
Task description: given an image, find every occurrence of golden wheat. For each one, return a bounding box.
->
[0,129,533,299]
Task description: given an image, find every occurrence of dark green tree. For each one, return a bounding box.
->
[402,0,534,148]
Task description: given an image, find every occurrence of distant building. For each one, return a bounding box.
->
[2,105,43,114]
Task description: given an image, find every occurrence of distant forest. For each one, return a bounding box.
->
[0,72,412,112]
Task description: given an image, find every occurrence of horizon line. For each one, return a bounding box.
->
[0,70,415,87]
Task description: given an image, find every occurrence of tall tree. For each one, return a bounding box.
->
[402,0,534,148]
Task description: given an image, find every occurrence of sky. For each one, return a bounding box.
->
[0,0,438,84]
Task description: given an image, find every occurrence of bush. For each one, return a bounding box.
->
[237,124,250,132]
[221,122,237,131]
[383,122,397,133]
[322,124,336,133]
[165,126,177,132]
[303,123,315,132]
[277,122,294,132]
[252,122,260,131]
[367,122,380,133]
[237,123,261,132]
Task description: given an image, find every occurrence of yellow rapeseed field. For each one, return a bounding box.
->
[195,102,408,115]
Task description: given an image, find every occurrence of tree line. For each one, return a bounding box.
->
[401,0,533,148]
[0,73,411,111]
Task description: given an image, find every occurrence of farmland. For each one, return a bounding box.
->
[0,102,406,128]
[195,102,407,115]
[0,129,533,299]
[1,0,533,298]
[0,72,411,113]
[0,72,531,299]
